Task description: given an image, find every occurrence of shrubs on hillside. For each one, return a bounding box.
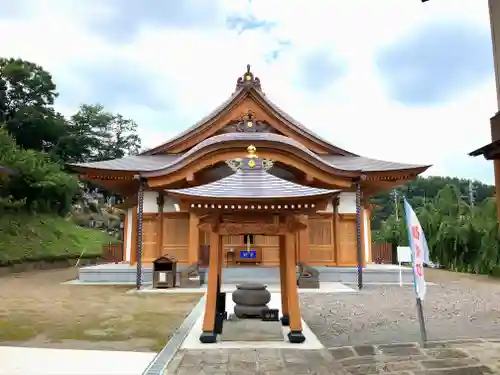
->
[0,125,79,215]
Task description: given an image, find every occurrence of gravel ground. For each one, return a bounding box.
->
[301,269,500,347]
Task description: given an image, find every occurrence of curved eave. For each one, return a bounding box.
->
[166,190,336,201]
[67,164,138,180]
[141,133,361,179]
[469,140,500,160]
[363,165,431,180]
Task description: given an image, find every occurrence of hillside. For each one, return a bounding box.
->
[0,213,115,266]
[371,176,495,229]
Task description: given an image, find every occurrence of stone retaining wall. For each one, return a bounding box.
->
[0,257,102,277]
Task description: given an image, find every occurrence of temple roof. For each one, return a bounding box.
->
[166,156,338,199]
[469,140,500,160]
[70,133,428,174]
[142,65,356,156]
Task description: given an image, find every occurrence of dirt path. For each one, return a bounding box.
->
[0,268,202,352]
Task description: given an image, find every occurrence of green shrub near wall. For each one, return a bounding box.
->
[0,212,115,266]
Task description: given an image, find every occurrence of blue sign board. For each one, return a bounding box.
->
[240,250,257,259]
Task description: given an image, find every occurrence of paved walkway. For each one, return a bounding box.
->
[0,346,155,375]
[165,339,500,374]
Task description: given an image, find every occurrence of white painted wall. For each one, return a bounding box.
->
[338,192,356,214]
[136,191,180,213]
[363,208,370,263]
[125,207,133,262]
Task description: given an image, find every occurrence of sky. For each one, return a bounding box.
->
[0,0,496,183]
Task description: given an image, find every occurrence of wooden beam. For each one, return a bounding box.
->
[146,149,354,189]
[198,220,306,235]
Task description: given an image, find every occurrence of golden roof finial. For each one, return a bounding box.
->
[246,145,257,158]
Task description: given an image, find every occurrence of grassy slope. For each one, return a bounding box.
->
[0,212,115,265]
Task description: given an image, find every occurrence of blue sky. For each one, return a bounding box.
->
[0,0,496,183]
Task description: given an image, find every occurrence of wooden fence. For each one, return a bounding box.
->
[102,242,123,263]
[371,242,393,264]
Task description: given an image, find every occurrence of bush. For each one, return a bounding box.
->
[0,212,115,265]
[0,125,79,215]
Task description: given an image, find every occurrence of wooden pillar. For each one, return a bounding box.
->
[278,234,289,326]
[284,229,305,343]
[156,193,164,258]
[297,215,309,263]
[200,226,220,343]
[188,212,200,265]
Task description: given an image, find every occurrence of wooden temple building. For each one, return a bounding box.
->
[70,65,430,271]
[71,66,430,343]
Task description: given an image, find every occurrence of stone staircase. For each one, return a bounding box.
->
[202,266,414,284]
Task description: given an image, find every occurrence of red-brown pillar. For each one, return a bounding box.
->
[284,231,305,343]
[278,235,289,326]
[200,228,220,343]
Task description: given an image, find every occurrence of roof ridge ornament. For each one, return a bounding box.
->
[236,64,262,92]
[225,145,274,172]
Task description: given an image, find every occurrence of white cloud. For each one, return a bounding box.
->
[0,0,496,183]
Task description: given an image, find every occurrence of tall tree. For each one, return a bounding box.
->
[0,58,66,152]
[59,104,141,163]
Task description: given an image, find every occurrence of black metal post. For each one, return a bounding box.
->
[136,177,145,290]
[355,180,363,290]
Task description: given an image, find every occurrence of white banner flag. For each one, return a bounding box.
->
[404,199,429,300]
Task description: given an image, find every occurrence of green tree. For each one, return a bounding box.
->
[374,183,500,275]
[0,125,79,215]
[0,58,66,152]
[58,104,141,163]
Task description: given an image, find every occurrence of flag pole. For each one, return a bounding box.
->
[416,297,427,344]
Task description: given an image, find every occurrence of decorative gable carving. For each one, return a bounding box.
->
[216,109,279,136]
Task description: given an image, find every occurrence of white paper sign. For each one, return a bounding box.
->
[397,246,412,263]
[159,272,166,282]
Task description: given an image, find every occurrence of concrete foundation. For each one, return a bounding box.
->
[77,263,414,284]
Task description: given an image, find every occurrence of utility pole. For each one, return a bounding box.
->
[468,180,476,208]
[391,189,399,221]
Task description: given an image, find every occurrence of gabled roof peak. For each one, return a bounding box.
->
[235,64,262,92]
